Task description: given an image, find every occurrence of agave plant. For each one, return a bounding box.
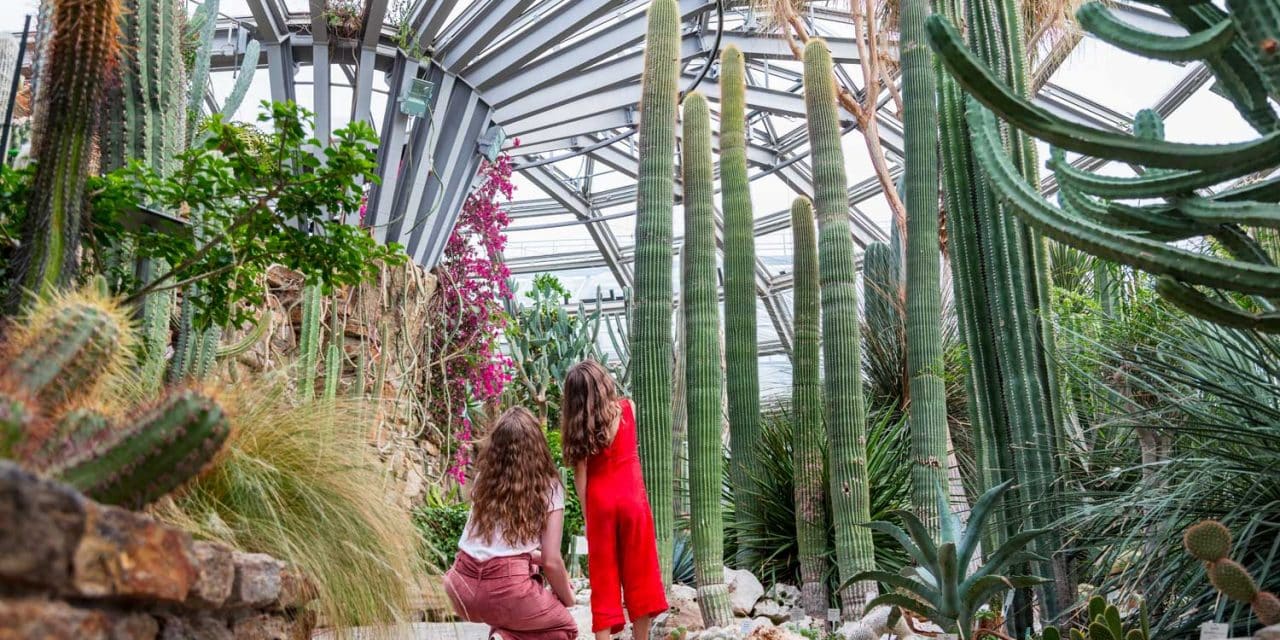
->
[846,480,1047,640]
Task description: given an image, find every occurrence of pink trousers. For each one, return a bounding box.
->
[443,552,577,640]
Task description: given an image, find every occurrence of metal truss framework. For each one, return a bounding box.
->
[142,0,1198,355]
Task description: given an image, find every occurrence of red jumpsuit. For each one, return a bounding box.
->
[584,398,669,634]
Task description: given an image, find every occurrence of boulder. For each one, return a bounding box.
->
[189,542,235,608]
[745,624,805,640]
[72,502,199,602]
[227,553,284,608]
[0,462,86,592]
[836,605,916,640]
[765,584,801,609]
[667,584,705,633]
[749,617,774,633]
[751,599,790,624]
[723,568,764,616]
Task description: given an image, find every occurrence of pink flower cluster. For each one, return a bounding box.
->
[434,145,519,483]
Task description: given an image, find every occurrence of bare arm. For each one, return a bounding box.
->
[573,461,588,514]
[539,509,575,607]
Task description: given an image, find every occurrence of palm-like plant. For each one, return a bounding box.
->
[847,480,1047,640]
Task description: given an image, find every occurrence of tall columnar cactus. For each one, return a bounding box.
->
[53,389,231,509]
[718,44,762,568]
[932,0,1069,628]
[8,0,121,305]
[101,0,188,175]
[930,1,1280,331]
[682,93,733,627]
[900,0,951,534]
[862,238,904,406]
[803,39,877,617]
[299,283,324,401]
[185,0,219,141]
[790,197,829,620]
[631,0,679,584]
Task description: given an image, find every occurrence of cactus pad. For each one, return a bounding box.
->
[1254,591,1280,626]
[53,390,231,509]
[1184,519,1232,562]
[1208,559,1259,603]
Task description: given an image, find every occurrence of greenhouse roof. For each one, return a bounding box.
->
[0,0,1253,390]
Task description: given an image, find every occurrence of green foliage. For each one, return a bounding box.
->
[412,490,470,572]
[544,428,585,557]
[848,480,1048,640]
[98,101,404,330]
[631,0,679,586]
[503,274,611,427]
[1041,596,1149,640]
[736,404,911,601]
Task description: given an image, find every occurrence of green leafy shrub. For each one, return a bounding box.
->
[412,490,470,572]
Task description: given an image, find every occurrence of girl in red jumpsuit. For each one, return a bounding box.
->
[561,360,668,639]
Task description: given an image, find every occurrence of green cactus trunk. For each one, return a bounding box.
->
[790,197,829,620]
[718,44,762,569]
[673,248,690,520]
[8,0,121,305]
[299,283,324,401]
[682,93,734,627]
[6,300,126,413]
[102,0,188,175]
[631,0,680,585]
[935,0,1068,627]
[803,39,877,617]
[54,389,231,509]
[901,0,952,534]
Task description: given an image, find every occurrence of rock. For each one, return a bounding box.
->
[159,615,233,640]
[723,568,764,617]
[189,542,235,608]
[0,597,157,640]
[1257,625,1280,640]
[230,612,310,640]
[576,588,591,606]
[749,617,774,633]
[569,603,594,640]
[836,605,916,640]
[228,553,284,608]
[690,625,742,640]
[667,584,704,633]
[765,584,801,608]
[745,625,805,640]
[275,566,318,610]
[751,599,790,624]
[72,502,199,602]
[0,461,87,592]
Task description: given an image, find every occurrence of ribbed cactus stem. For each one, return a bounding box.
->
[901,0,951,534]
[0,390,37,460]
[5,295,129,413]
[9,0,121,304]
[803,39,877,616]
[631,0,679,584]
[54,389,231,509]
[682,92,733,627]
[186,0,219,141]
[719,44,762,569]
[299,283,323,401]
[220,39,261,120]
[29,408,112,471]
[790,197,829,620]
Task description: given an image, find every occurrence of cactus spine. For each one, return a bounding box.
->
[790,197,828,620]
[102,0,188,175]
[802,39,877,616]
[900,0,951,534]
[631,0,679,583]
[682,93,733,627]
[8,0,121,305]
[718,44,762,568]
[54,389,231,509]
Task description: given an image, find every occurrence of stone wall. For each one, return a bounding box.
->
[0,462,316,639]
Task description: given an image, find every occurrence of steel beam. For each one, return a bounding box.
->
[439,0,538,72]
[466,0,629,87]
[523,164,634,288]
[409,0,461,48]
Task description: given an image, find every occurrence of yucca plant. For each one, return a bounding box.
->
[847,480,1048,640]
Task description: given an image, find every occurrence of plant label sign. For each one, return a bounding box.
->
[1200,622,1229,640]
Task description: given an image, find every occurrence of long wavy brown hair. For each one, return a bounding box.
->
[468,407,562,546]
[560,359,621,467]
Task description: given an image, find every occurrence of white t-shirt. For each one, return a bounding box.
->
[457,482,565,561]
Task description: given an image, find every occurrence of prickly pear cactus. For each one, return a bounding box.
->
[1183,519,1231,562]
[1184,519,1280,626]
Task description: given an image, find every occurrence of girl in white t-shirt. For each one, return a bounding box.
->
[444,407,577,640]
